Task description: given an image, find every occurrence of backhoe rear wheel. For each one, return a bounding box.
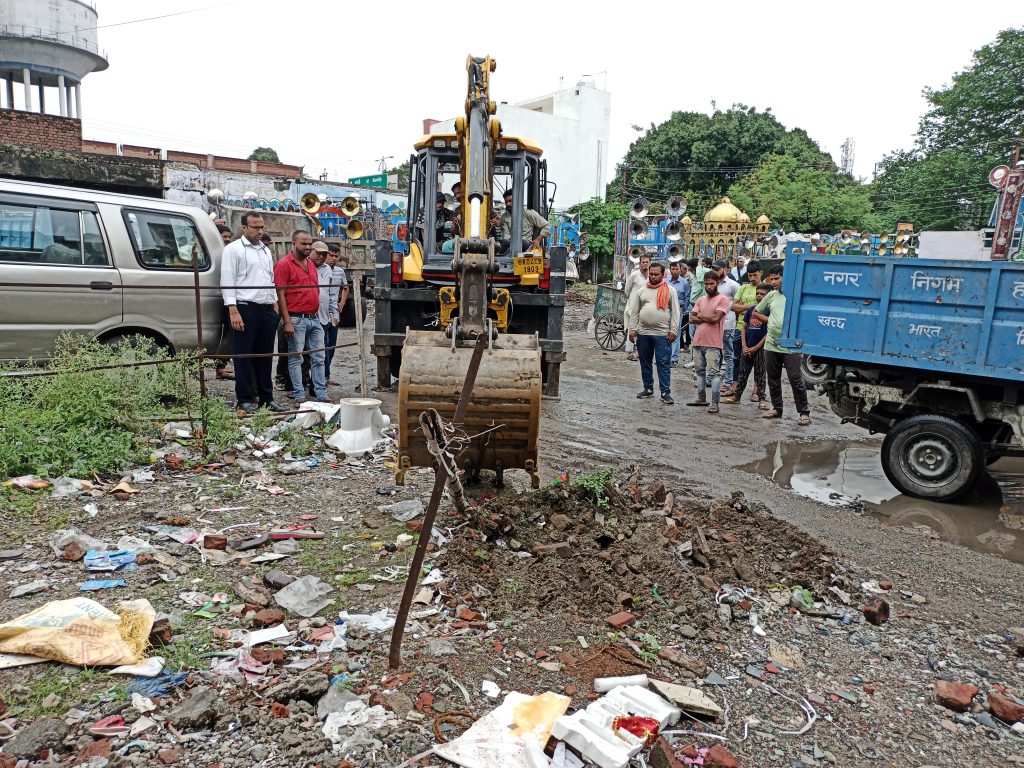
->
[881,414,984,502]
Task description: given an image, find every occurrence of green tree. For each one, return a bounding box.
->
[568,198,628,278]
[247,147,280,163]
[728,156,882,233]
[872,27,1023,230]
[387,160,411,191]
[607,105,835,216]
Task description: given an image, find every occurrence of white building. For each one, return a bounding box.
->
[428,80,611,210]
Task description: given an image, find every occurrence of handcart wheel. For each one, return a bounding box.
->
[595,312,626,351]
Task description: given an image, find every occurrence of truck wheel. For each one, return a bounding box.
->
[881,415,985,501]
[801,355,830,385]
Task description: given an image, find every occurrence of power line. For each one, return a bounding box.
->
[76,2,240,32]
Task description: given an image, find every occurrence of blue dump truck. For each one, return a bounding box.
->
[779,253,1024,501]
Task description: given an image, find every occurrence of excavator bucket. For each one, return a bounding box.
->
[396,329,541,488]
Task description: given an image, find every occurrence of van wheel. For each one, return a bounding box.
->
[101,334,168,383]
[881,415,984,501]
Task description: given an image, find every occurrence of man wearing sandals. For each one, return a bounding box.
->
[752,266,811,425]
[686,271,731,414]
[627,262,680,405]
[623,254,651,362]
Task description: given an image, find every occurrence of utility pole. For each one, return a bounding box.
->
[620,166,628,205]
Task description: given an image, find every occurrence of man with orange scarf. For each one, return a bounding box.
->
[626,262,680,405]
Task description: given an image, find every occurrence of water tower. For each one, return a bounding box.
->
[0,0,108,118]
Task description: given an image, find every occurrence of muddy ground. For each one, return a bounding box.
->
[2,294,1024,768]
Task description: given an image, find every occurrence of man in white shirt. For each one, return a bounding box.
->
[220,212,286,413]
[316,242,348,386]
[623,254,651,362]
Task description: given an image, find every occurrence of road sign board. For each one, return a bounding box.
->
[348,173,388,188]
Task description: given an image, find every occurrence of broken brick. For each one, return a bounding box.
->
[415,691,434,713]
[252,608,285,627]
[74,738,111,763]
[879,580,893,590]
[135,552,154,565]
[934,680,979,712]
[157,746,183,765]
[698,575,719,592]
[606,611,636,630]
[989,692,1024,723]
[148,618,172,648]
[704,744,739,768]
[63,542,85,561]
[556,652,578,666]
[662,524,681,541]
[649,737,685,768]
[249,647,284,666]
[861,597,890,626]
[535,650,551,660]
[203,534,228,551]
[458,607,480,621]
[270,702,290,719]
[648,480,667,504]
[563,684,577,697]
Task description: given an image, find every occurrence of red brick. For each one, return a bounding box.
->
[74,738,111,763]
[148,618,173,647]
[556,652,578,666]
[252,608,285,627]
[606,611,636,629]
[415,691,434,713]
[989,692,1024,723]
[934,680,979,712]
[704,744,739,768]
[270,702,290,718]
[203,534,228,551]
[535,650,550,659]
[862,597,890,626]
[649,737,685,768]
[135,552,155,565]
[458,607,480,621]
[563,684,577,697]
[879,580,893,590]
[157,746,183,765]
[249,647,284,665]
[0,111,82,151]
[63,542,85,561]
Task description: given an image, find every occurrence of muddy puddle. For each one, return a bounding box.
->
[740,439,1024,564]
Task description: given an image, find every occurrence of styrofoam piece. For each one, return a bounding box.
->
[594,674,649,692]
[549,684,681,768]
[325,398,391,454]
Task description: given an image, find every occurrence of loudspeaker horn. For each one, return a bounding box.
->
[666,243,682,260]
[877,241,888,256]
[340,196,361,217]
[665,195,687,218]
[665,219,683,240]
[628,245,645,260]
[630,196,649,218]
[346,220,365,240]
[300,192,321,214]
[630,219,649,237]
[207,188,225,205]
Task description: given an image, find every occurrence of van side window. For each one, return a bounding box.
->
[0,202,108,266]
[123,210,209,270]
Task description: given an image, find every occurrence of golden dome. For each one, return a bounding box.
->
[704,197,744,224]
[681,215,692,226]
[739,212,751,224]
[756,214,772,225]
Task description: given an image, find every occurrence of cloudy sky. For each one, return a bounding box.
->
[75,0,1018,186]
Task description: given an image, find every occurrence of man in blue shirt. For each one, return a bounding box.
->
[667,260,692,366]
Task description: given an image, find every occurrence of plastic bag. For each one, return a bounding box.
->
[380,499,424,522]
[49,528,109,557]
[0,597,155,666]
[337,607,395,633]
[273,575,333,618]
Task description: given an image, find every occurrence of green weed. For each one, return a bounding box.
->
[571,467,614,507]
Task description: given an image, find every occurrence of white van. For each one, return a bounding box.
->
[0,179,227,360]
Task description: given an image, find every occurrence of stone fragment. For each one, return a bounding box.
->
[649,737,685,768]
[549,514,570,531]
[862,597,890,626]
[63,541,85,561]
[262,569,296,590]
[5,717,68,758]
[934,680,979,712]
[167,687,220,731]
[266,671,329,703]
[157,746,183,765]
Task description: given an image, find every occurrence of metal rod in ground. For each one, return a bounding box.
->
[420,409,469,515]
[353,275,367,396]
[388,335,488,670]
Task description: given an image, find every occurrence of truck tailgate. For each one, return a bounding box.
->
[779,254,1024,382]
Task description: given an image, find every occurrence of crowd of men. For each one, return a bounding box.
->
[624,253,810,423]
[218,212,349,414]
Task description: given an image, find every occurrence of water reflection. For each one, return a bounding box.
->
[739,440,1024,564]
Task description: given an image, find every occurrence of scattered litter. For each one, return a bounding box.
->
[7,474,49,490]
[649,680,723,718]
[111,656,166,677]
[323,701,389,746]
[10,580,49,598]
[84,549,136,571]
[244,624,292,647]
[84,503,100,517]
[595,675,650,693]
[337,607,396,633]
[51,477,94,497]
[90,715,129,737]
[49,528,108,557]
[382,499,424,522]
[481,680,501,698]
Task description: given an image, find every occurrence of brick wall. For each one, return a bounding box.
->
[0,110,82,151]
[166,150,208,165]
[122,144,161,159]
[82,139,118,155]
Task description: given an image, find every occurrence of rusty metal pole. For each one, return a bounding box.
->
[353,274,367,396]
[388,335,487,670]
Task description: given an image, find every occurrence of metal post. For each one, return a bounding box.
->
[192,253,208,400]
[38,83,44,114]
[353,274,367,396]
[388,336,487,670]
[57,76,66,117]
[22,68,31,112]
[5,78,13,110]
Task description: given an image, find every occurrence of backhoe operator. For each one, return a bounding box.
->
[494,188,550,255]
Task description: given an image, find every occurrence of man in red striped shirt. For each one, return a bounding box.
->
[274,231,329,402]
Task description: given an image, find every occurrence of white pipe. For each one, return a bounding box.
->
[57,76,66,117]
[469,198,481,239]
[22,68,31,112]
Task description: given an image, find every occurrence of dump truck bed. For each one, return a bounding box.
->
[779,253,1024,382]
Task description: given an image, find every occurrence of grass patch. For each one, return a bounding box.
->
[571,467,614,507]
[13,667,124,718]
[164,625,214,672]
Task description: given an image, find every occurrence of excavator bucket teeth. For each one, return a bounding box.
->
[397,330,541,485]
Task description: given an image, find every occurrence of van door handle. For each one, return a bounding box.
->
[90,281,114,291]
